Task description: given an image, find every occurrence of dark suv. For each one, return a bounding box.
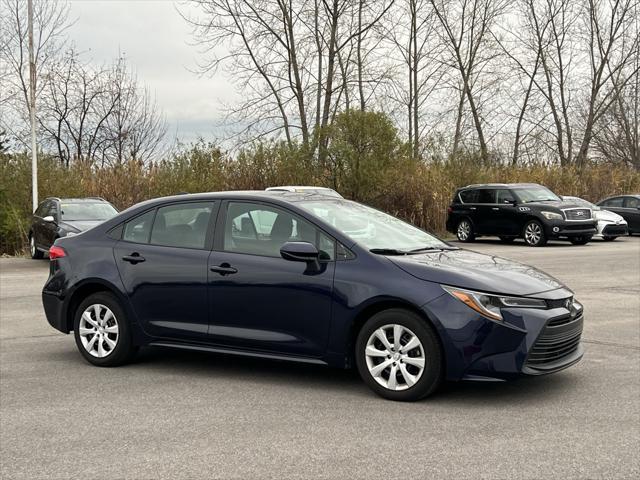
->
[446,183,597,246]
[29,197,118,259]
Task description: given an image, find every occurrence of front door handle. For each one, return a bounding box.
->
[492,207,500,211]
[122,253,146,264]
[210,263,238,275]
[469,207,477,210]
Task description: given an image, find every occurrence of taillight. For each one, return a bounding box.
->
[49,245,66,260]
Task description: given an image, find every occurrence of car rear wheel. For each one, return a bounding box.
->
[523,220,547,247]
[73,292,137,367]
[570,235,592,245]
[355,309,442,401]
[456,219,475,242]
[29,235,44,259]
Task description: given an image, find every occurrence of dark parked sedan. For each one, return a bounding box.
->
[42,192,584,401]
[596,194,640,234]
[29,197,118,259]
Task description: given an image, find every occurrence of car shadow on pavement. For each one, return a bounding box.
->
[125,346,577,404]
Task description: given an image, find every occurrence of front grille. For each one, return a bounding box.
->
[563,224,594,231]
[564,208,592,220]
[602,224,627,235]
[525,314,583,368]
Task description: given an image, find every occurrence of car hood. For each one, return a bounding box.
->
[60,220,104,232]
[595,209,625,222]
[387,249,565,296]
[521,200,583,210]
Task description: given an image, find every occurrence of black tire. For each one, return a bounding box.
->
[29,234,44,259]
[355,308,443,401]
[499,236,516,243]
[602,236,617,241]
[456,218,475,242]
[73,292,137,367]
[523,220,547,247]
[570,235,592,245]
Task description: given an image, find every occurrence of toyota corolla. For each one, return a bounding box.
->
[42,191,584,401]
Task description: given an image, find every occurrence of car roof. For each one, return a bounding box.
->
[46,197,110,203]
[459,183,541,190]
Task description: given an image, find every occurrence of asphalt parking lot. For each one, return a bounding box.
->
[1,237,639,479]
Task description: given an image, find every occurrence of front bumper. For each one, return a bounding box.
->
[595,220,628,237]
[544,220,597,239]
[423,289,584,381]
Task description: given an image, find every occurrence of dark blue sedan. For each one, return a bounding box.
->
[42,191,584,401]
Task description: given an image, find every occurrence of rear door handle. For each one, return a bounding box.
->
[122,253,145,264]
[470,207,477,210]
[492,207,500,211]
[210,264,238,275]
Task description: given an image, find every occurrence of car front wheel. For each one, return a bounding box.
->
[523,220,547,247]
[456,219,475,242]
[73,292,137,367]
[29,234,44,259]
[355,309,443,401]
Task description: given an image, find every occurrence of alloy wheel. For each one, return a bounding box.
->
[525,222,542,245]
[364,324,425,391]
[78,304,119,358]
[457,221,471,241]
[30,237,36,256]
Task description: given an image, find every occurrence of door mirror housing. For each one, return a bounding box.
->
[280,241,319,263]
[42,215,55,223]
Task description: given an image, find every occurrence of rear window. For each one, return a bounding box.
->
[458,190,478,203]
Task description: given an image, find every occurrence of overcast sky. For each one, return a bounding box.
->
[67,0,236,144]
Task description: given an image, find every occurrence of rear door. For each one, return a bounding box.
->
[475,188,498,234]
[114,201,218,340]
[455,189,480,229]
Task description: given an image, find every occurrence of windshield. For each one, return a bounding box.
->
[297,199,448,252]
[61,202,118,221]
[513,187,560,203]
[564,196,597,209]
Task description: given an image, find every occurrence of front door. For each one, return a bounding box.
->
[207,201,335,357]
[114,201,217,340]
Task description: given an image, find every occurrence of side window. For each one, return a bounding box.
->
[496,189,516,204]
[624,197,639,209]
[477,189,497,204]
[459,190,478,203]
[224,202,335,260]
[602,197,624,208]
[123,210,155,244]
[150,202,213,249]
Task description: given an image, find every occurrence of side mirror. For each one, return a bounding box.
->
[42,215,55,223]
[280,241,319,263]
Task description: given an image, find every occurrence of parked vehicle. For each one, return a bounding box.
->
[596,194,640,235]
[446,183,597,247]
[561,196,628,241]
[266,186,343,198]
[42,191,584,401]
[29,197,118,259]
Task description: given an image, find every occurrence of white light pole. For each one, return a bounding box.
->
[28,0,38,212]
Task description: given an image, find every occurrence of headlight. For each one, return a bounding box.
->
[541,211,564,220]
[442,286,547,322]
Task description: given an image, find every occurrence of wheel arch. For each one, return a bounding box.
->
[346,298,446,371]
[63,279,131,333]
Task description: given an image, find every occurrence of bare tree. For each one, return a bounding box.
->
[0,0,71,147]
[429,0,507,161]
